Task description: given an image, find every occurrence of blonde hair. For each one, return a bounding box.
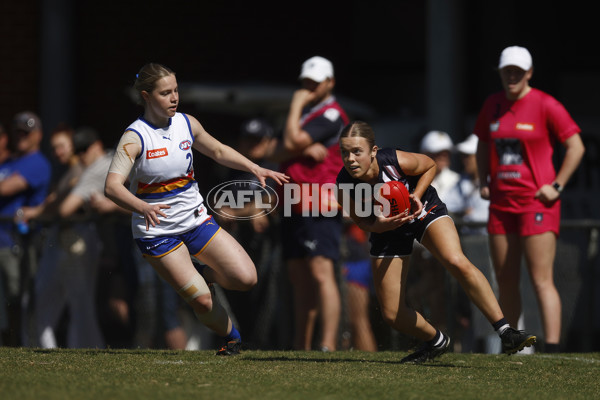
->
[133,63,175,105]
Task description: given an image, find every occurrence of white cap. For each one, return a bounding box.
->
[299,56,334,82]
[420,130,454,154]
[498,46,532,71]
[456,134,478,155]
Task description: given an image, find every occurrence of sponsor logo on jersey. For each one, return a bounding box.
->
[147,148,168,159]
[179,140,192,150]
[497,171,521,179]
[515,122,534,131]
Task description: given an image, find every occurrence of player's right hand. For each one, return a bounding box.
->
[302,142,328,162]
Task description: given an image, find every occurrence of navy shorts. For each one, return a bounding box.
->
[135,216,221,258]
[281,213,343,261]
[370,200,449,257]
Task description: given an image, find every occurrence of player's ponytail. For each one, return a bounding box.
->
[133,63,176,106]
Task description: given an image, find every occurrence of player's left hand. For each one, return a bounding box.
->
[252,166,289,187]
[535,184,560,205]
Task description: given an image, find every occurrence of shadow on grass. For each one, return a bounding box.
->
[241,354,465,368]
[31,348,184,356]
[27,348,466,368]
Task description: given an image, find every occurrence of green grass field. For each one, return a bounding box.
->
[1,347,599,400]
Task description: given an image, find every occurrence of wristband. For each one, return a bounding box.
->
[552,182,563,194]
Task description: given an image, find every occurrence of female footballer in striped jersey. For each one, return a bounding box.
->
[336,121,536,363]
[104,63,288,355]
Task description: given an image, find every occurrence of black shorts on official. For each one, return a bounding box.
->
[369,200,449,258]
[281,212,343,261]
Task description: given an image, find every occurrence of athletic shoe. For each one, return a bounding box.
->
[500,328,537,354]
[216,339,242,356]
[400,334,450,364]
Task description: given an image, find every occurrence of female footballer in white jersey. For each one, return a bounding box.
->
[104,63,288,355]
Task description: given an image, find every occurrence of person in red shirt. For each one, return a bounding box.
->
[474,46,585,353]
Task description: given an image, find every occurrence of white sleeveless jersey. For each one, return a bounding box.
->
[126,113,209,238]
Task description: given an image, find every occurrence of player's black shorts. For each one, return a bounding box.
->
[369,198,449,258]
[281,212,342,261]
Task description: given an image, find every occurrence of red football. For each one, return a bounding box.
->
[379,181,411,217]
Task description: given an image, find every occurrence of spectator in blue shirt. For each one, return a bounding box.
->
[0,111,51,346]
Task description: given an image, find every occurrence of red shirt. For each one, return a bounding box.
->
[473,88,579,212]
[280,97,349,214]
[281,97,348,186]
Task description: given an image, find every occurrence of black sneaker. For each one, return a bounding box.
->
[500,328,536,354]
[216,339,242,356]
[400,334,450,364]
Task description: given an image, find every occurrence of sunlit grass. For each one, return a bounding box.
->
[1,348,599,400]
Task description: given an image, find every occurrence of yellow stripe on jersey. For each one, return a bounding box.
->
[136,176,194,197]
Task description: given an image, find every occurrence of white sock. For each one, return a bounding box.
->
[433,332,446,347]
[497,324,510,335]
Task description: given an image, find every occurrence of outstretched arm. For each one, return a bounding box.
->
[188,114,289,186]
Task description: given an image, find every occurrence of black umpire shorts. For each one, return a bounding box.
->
[281,212,342,262]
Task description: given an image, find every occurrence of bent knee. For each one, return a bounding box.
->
[379,306,401,327]
[233,269,257,291]
[188,292,213,315]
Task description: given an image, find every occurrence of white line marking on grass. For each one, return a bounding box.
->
[155,360,184,364]
[153,360,210,365]
[537,355,600,364]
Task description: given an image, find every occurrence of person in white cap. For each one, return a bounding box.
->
[414,130,461,338]
[445,134,499,354]
[419,130,460,201]
[445,134,490,232]
[279,55,349,352]
[473,45,585,353]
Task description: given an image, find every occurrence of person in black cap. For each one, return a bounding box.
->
[213,117,284,349]
[0,111,51,346]
[234,118,278,181]
[216,118,280,224]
